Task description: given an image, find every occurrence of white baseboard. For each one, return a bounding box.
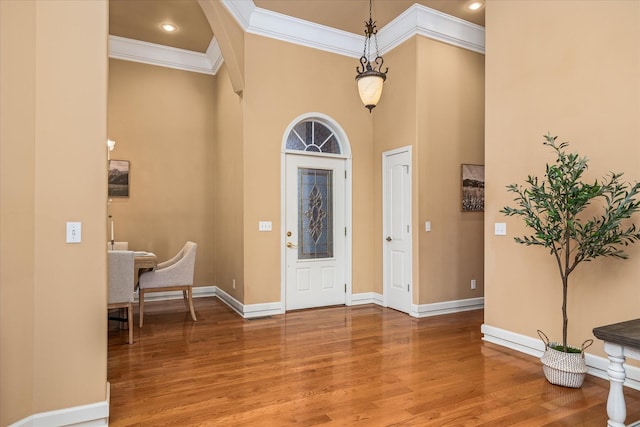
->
[10,383,109,427]
[212,286,244,316]
[351,293,484,318]
[217,291,484,320]
[140,287,483,321]
[215,287,284,319]
[141,285,283,319]
[412,297,484,318]
[135,285,283,319]
[351,292,383,306]
[482,323,640,391]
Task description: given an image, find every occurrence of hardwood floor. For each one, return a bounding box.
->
[108,297,640,426]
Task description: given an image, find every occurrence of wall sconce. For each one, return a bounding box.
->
[355,0,388,113]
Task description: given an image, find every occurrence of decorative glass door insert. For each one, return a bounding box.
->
[298,168,333,259]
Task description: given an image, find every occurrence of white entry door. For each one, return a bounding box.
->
[383,147,412,314]
[285,154,346,310]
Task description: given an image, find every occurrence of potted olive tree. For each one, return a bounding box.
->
[501,133,640,388]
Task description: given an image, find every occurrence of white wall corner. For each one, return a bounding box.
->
[482,324,640,391]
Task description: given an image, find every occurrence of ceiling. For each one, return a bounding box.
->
[109,0,485,54]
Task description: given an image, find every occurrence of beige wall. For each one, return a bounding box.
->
[485,0,640,357]
[374,36,485,304]
[417,37,485,303]
[242,33,375,303]
[1,2,37,422]
[0,1,108,424]
[108,59,216,287]
[213,63,245,300]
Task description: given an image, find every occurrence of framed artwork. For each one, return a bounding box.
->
[108,160,130,197]
[461,164,484,212]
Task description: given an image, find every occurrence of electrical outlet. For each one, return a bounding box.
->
[232,279,236,289]
[471,279,477,290]
[494,222,507,236]
[425,221,431,232]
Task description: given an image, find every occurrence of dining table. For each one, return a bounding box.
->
[593,319,640,427]
[133,251,157,289]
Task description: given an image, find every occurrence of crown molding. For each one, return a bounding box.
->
[380,4,485,54]
[205,37,224,74]
[247,8,362,58]
[108,2,484,74]
[219,0,255,29]
[222,2,484,58]
[108,35,221,75]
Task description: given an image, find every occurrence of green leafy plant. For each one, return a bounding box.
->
[501,133,640,352]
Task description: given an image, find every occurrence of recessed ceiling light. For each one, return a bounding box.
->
[161,23,178,32]
[466,1,485,11]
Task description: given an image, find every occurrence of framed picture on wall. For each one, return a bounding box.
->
[461,164,484,212]
[108,160,130,197]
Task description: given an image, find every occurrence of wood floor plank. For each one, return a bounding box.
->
[108,298,640,426]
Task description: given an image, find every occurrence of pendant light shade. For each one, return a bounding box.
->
[356,65,386,112]
[355,0,388,113]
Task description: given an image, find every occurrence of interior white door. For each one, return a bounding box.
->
[383,148,412,314]
[285,154,346,310]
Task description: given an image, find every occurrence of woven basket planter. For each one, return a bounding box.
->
[538,330,593,388]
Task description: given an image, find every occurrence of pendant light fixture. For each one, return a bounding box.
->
[355,0,388,113]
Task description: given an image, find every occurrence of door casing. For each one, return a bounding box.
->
[280,113,352,313]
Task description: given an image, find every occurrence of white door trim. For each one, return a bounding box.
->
[382,146,413,313]
[280,113,352,313]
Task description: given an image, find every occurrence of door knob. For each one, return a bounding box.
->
[287,242,298,248]
[386,236,392,242]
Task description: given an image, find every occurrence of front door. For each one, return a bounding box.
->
[383,147,412,314]
[285,154,346,310]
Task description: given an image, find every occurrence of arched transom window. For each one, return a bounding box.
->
[285,120,342,155]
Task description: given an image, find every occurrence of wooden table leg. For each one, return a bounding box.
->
[604,341,627,427]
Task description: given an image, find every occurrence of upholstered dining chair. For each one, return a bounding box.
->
[138,241,197,327]
[107,250,135,344]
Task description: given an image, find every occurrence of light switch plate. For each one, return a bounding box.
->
[259,221,272,232]
[66,222,82,243]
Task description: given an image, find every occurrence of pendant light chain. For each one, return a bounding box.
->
[369,0,382,61]
[366,0,373,59]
